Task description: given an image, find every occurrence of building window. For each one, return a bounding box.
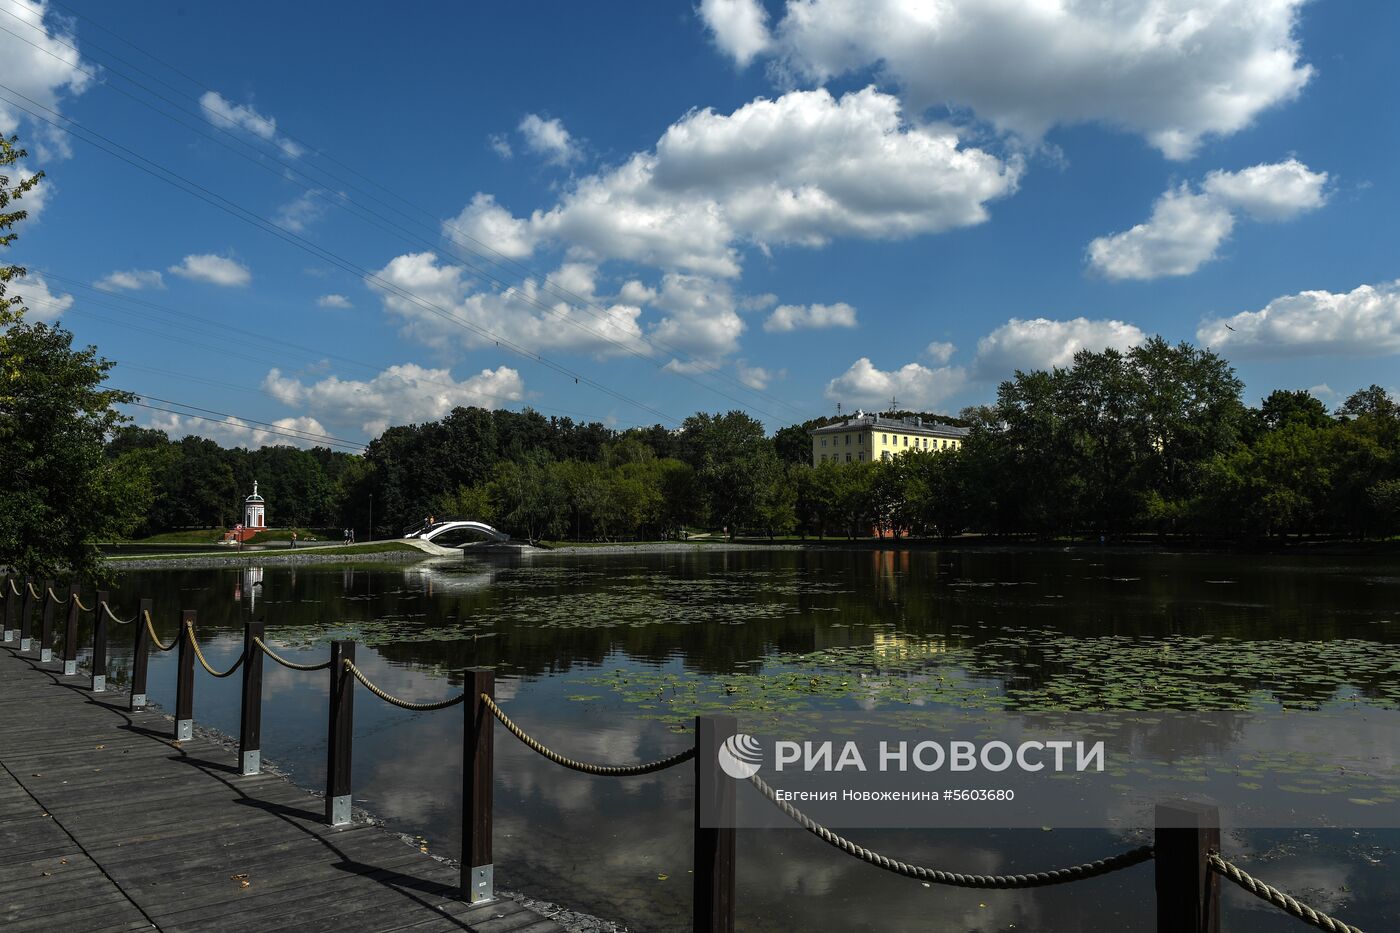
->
[903,436,908,446]
[821,438,826,447]
[846,434,851,445]
[881,451,891,462]
[845,452,851,463]
[881,434,887,444]
[858,433,864,444]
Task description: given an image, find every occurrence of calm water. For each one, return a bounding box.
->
[93,548,1400,932]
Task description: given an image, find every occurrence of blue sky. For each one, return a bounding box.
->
[4,0,1398,448]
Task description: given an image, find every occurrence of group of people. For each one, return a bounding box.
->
[342,528,356,545]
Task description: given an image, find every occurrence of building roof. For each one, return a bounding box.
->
[245,480,264,503]
[808,413,970,439]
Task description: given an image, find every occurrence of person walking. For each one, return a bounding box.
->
[290,531,298,549]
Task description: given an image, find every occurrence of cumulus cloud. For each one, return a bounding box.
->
[199,91,303,158]
[0,1,93,159]
[974,317,1147,377]
[763,301,857,332]
[316,293,352,309]
[698,0,772,66]
[1197,281,1400,358]
[369,252,646,357]
[825,357,967,409]
[95,268,164,291]
[455,87,1018,279]
[757,0,1312,159]
[518,113,581,165]
[735,360,781,390]
[924,341,956,364]
[143,409,337,451]
[168,253,251,287]
[444,193,540,260]
[488,133,512,159]
[11,274,72,322]
[649,273,745,366]
[1088,159,1327,280]
[263,363,525,438]
[274,188,331,232]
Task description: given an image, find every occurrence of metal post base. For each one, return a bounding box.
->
[91,675,105,693]
[175,719,192,741]
[39,648,51,662]
[241,750,261,775]
[327,794,352,826]
[63,660,77,676]
[2,630,13,643]
[131,693,146,708]
[467,864,495,904]
[19,638,30,652]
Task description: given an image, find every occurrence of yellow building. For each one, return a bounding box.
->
[809,412,969,466]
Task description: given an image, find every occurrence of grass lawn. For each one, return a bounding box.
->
[105,541,422,561]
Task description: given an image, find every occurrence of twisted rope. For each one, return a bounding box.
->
[100,601,138,625]
[749,773,1154,889]
[1209,854,1364,933]
[252,636,331,672]
[185,625,245,678]
[144,611,176,652]
[345,660,467,711]
[482,693,696,775]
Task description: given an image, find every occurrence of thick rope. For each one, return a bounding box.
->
[345,660,467,711]
[46,587,69,604]
[185,625,245,678]
[144,611,176,652]
[7,578,19,597]
[27,582,42,599]
[1209,854,1364,933]
[72,595,93,612]
[252,636,331,672]
[749,773,1154,889]
[482,693,696,775]
[100,601,138,625]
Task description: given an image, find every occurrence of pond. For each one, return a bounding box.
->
[97,547,1400,932]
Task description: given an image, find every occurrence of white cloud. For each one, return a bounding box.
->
[649,273,745,365]
[458,86,1018,278]
[1088,186,1236,281]
[6,163,47,220]
[763,301,857,332]
[1197,281,1400,358]
[444,193,539,260]
[518,113,581,166]
[735,360,781,390]
[316,293,352,309]
[143,410,336,451]
[924,341,956,364]
[974,317,1147,377]
[0,1,93,159]
[263,363,525,438]
[1201,158,1329,221]
[699,0,772,66]
[825,357,966,409]
[488,133,513,159]
[11,274,71,322]
[1088,159,1327,280]
[199,91,303,158]
[763,0,1312,159]
[95,268,164,291]
[274,189,330,232]
[168,253,251,287]
[369,252,647,357]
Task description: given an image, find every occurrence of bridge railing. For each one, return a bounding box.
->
[0,575,1371,933]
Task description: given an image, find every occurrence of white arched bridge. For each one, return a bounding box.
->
[404,520,511,545]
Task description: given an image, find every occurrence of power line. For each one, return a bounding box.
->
[120,399,368,452]
[0,82,686,426]
[0,1,807,421]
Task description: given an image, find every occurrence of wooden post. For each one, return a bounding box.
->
[1155,801,1220,933]
[91,590,109,692]
[2,577,16,643]
[130,598,153,710]
[174,610,196,741]
[325,640,355,825]
[19,576,35,652]
[694,714,738,933]
[62,584,81,675]
[240,621,264,775]
[462,669,495,903]
[39,579,57,662]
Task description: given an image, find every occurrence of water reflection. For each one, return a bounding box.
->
[92,548,1400,932]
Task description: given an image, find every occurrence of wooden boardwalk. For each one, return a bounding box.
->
[0,648,562,933]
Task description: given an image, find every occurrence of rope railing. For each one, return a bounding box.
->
[46,586,68,604]
[144,610,177,652]
[748,772,1153,889]
[26,582,42,599]
[72,594,93,612]
[1209,853,1365,933]
[6,578,19,597]
[252,636,331,672]
[185,624,245,678]
[344,659,467,711]
[100,601,138,625]
[482,693,697,776]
